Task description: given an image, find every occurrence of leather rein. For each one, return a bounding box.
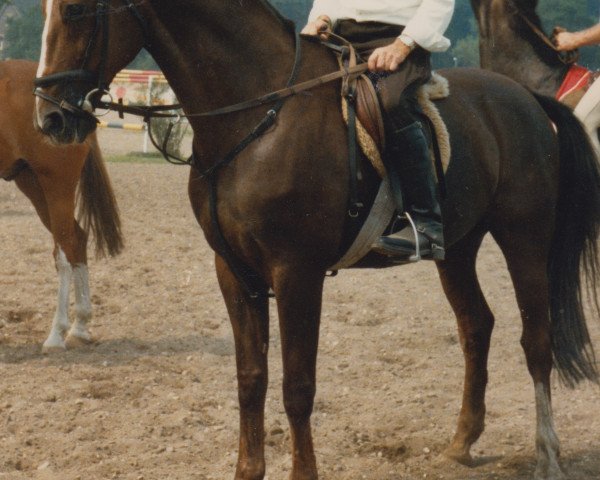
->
[508,1,578,65]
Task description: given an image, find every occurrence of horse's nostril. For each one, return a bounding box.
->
[42,111,66,136]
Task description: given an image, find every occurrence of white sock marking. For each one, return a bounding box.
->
[69,263,93,341]
[43,247,72,351]
[533,382,564,480]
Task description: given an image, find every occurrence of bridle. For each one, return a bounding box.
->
[507,1,578,65]
[32,1,368,128]
[33,0,149,120]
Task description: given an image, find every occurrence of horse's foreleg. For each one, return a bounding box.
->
[215,255,270,480]
[39,173,82,352]
[494,230,564,480]
[42,247,73,351]
[436,231,493,466]
[14,169,72,351]
[273,263,324,480]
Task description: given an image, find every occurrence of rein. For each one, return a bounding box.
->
[97,62,369,121]
[508,1,578,65]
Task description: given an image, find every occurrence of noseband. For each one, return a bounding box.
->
[33,0,149,119]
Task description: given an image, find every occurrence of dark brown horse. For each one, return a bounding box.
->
[33,1,600,479]
[471,0,600,150]
[0,59,122,352]
[471,0,569,96]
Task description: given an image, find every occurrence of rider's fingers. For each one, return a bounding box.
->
[368,51,379,71]
[376,52,387,71]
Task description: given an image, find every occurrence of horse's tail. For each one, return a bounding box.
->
[77,135,124,258]
[533,92,600,387]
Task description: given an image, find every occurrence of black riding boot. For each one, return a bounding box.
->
[372,121,445,260]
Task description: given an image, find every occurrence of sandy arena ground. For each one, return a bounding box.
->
[0,128,599,480]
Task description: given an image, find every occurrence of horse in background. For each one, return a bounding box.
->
[0,60,123,352]
[471,0,600,152]
[33,2,600,479]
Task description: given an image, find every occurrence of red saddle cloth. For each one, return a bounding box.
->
[556,64,592,102]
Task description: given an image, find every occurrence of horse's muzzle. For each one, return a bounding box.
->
[37,102,97,144]
[40,110,67,138]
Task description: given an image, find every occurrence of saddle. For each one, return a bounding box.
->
[557,64,598,108]
[329,44,451,271]
[342,71,451,178]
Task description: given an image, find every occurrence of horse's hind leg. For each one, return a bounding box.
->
[64,232,93,348]
[215,255,270,480]
[436,229,494,465]
[492,226,565,480]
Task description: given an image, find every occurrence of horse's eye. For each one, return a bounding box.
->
[63,3,88,22]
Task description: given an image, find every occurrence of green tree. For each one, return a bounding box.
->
[2,5,41,60]
[128,50,159,71]
[451,35,480,67]
[270,0,312,28]
[0,1,14,15]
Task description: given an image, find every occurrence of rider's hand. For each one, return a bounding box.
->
[368,38,412,72]
[555,30,581,51]
[301,16,332,38]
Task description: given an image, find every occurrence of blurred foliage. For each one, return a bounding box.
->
[451,35,480,67]
[2,5,41,60]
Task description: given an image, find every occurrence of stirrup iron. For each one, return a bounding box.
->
[399,212,421,263]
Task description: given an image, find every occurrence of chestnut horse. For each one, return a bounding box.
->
[33,1,600,479]
[0,59,122,352]
[471,0,600,151]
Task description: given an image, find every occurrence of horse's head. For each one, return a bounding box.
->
[34,0,146,143]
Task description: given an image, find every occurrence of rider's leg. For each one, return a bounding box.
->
[574,77,600,155]
[371,97,445,260]
[333,20,445,260]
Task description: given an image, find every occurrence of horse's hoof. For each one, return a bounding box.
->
[65,332,95,349]
[534,465,566,480]
[42,343,66,354]
[534,472,566,480]
[443,445,474,466]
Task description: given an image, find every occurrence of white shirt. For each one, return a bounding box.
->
[307,0,455,52]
